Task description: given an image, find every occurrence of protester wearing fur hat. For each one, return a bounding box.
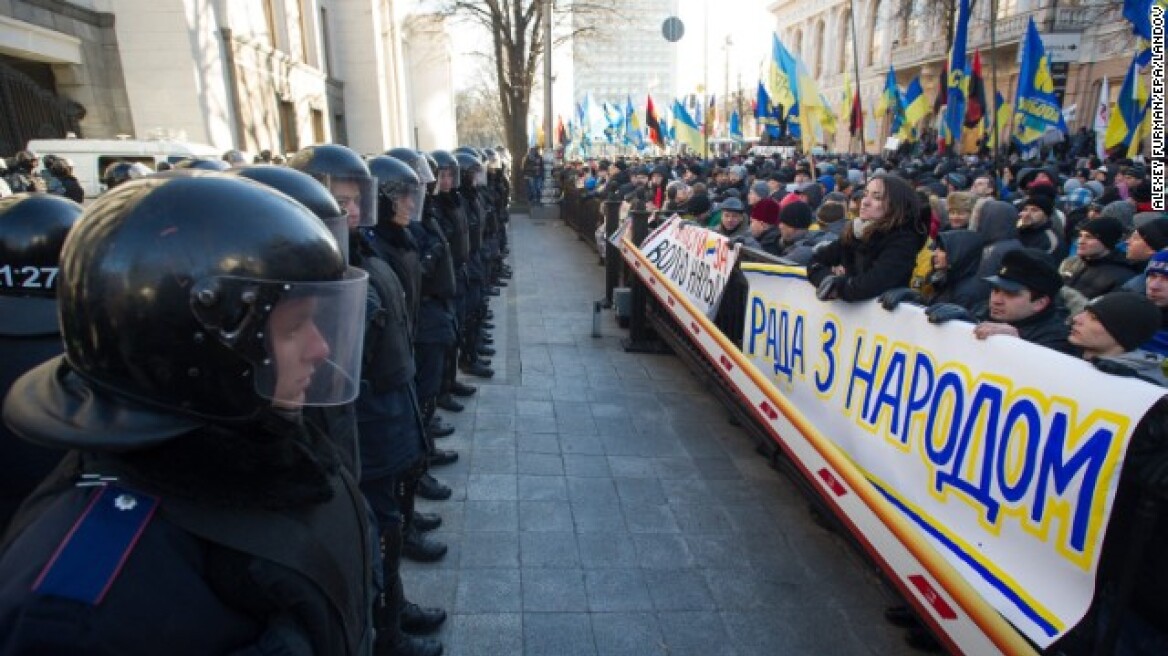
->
[946,191,976,230]
[1059,217,1138,300]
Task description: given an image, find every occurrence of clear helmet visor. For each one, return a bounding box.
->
[390,183,426,224]
[323,175,377,229]
[252,267,368,408]
[475,169,488,187]
[437,167,459,193]
[322,215,351,262]
[413,159,436,185]
[193,268,369,409]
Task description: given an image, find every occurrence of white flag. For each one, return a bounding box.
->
[1094,77,1110,160]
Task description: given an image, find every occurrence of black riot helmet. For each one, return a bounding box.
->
[289,144,377,230]
[13,151,38,173]
[430,150,460,193]
[455,151,486,189]
[367,156,424,226]
[228,164,350,261]
[175,157,231,172]
[101,161,152,190]
[0,193,84,336]
[57,172,368,421]
[422,152,440,193]
[386,147,436,186]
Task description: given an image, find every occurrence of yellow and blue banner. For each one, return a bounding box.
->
[671,99,704,153]
[1012,18,1068,145]
[738,264,1166,648]
[875,66,904,137]
[1104,55,1150,158]
[768,35,799,119]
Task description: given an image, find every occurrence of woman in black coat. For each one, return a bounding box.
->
[807,174,927,302]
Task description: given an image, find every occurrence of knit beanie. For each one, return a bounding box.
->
[1145,249,1168,278]
[1080,217,1126,250]
[1023,192,1055,218]
[1100,200,1136,230]
[779,201,814,229]
[1137,218,1168,252]
[751,180,770,199]
[1086,292,1162,351]
[751,198,781,226]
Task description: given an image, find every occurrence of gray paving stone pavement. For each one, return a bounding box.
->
[402,212,915,655]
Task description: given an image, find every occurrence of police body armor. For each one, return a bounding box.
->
[460,189,484,255]
[416,211,456,301]
[433,192,469,268]
[366,225,421,340]
[359,252,416,394]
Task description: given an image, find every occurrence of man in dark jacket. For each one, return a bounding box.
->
[748,197,783,255]
[1060,217,1137,300]
[1017,192,1067,260]
[925,249,1075,355]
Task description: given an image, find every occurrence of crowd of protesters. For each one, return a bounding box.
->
[561,145,1168,655]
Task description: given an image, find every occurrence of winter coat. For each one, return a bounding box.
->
[930,230,988,311]
[974,201,1024,279]
[1059,250,1137,300]
[807,223,928,302]
[1018,219,1067,260]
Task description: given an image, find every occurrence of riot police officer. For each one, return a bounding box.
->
[0,193,83,532]
[5,151,46,193]
[0,172,374,654]
[454,150,496,378]
[290,145,446,656]
[101,160,152,192]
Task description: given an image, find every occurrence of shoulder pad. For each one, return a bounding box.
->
[33,484,159,605]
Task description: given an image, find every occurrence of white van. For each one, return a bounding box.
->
[25,138,222,199]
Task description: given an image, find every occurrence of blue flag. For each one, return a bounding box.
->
[944,0,971,149]
[756,81,781,138]
[729,110,742,141]
[1012,18,1067,146]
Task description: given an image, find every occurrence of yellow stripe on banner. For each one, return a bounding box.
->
[630,242,1039,656]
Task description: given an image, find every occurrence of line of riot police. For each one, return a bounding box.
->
[0,142,513,656]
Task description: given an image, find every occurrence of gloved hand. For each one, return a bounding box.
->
[816,275,845,301]
[879,287,923,311]
[924,303,974,324]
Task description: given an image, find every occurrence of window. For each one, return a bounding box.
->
[312,108,326,143]
[868,0,885,67]
[814,19,826,78]
[278,100,298,153]
[319,7,334,76]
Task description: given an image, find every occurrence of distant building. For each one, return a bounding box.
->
[767,0,1143,152]
[0,0,456,156]
[569,0,680,108]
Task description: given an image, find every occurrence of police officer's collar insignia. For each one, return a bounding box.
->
[114,493,138,511]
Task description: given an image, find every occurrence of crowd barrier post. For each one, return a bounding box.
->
[622,208,657,352]
[603,199,621,306]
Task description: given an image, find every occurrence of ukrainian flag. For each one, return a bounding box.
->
[1012,18,1067,145]
[624,96,644,150]
[944,0,971,148]
[1104,55,1150,158]
[874,66,901,119]
[769,35,799,119]
[903,77,929,128]
[672,100,704,153]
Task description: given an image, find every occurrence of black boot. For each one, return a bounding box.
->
[428,449,458,467]
[477,345,496,357]
[427,416,455,438]
[401,601,447,635]
[459,360,494,379]
[449,380,477,397]
[415,473,452,501]
[402,525,447,562]
[412,510,442,532]
[436,394,464,412]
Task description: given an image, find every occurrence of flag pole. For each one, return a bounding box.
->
[988,0,1001,173]
[848,0,864,154]
[702,0,710,159]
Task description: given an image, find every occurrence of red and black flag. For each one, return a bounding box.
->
[645,94,665,147]
[556,115,567,146]
[964,50,986,128]
[933,60,948,115]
